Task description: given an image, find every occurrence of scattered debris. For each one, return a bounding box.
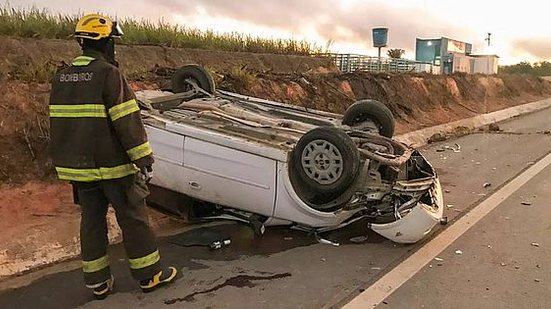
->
[455,250,463,255]
[531,242,540,247]
[483,182,492,188]
[428,133,447,143]
[210,239,231,250]
[487,245,492,249]
[446,204,454,208]
[169,227,230,249]
[434,257,444,261]
[521,201,532,206]
[488,123,501,132]
[452,143,461,153]
[350,236,369,244]
[316,235,340,247]
[428,264,433,268]
[436,143,461,153]
[500,262,507,267]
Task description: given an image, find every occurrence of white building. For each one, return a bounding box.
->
[471,55,500,74]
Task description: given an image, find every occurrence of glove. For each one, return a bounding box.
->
[140,165,153,183]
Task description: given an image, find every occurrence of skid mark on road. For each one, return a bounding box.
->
[344,151,551,309]
[164,272,292,305]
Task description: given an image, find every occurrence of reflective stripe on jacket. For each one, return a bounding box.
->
[49,51,154,182]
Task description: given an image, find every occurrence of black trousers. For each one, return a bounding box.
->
[73,173,161,286]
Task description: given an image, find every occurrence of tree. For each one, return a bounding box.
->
[387,48,405,59]
[500,61,551,76]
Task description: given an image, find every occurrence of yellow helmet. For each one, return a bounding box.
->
[75,13,123,41]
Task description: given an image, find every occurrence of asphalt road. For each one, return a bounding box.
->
[375,161,551,309]
[2,106,551,309]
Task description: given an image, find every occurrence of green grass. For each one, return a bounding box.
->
[0,6,321,55]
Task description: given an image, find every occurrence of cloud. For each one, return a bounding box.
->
[12,0,476,54]
[150,0,474,52]
[511,39,551,61]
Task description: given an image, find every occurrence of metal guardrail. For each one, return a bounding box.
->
[322,53,438,74]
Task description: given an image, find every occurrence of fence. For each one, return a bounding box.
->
[322,53,440,74]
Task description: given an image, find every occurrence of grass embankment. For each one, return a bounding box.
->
[0,6,321,55]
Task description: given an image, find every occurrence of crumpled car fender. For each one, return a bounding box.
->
[370,178,444,244]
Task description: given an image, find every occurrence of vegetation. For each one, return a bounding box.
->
[229,66,258,88]
[0,6,322,55]
[500,61,551,77]
[387,48,405,59]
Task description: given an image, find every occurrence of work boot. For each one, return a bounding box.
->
[139,267,178,293]
[90,275,115,300]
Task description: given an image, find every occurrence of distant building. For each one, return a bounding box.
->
[415,37,498,74]
[470,54,500,74]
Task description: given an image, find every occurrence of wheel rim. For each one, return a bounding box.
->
[301,139,343,185]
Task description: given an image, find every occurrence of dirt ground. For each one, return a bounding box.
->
[0,182,76,242]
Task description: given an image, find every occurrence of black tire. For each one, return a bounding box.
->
[171,65,216,95]
[342,100,395,138]
[289,127,360,210]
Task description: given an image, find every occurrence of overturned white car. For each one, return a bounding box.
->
[137,65,444,244]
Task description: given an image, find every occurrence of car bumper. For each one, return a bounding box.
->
[369,177,444,244]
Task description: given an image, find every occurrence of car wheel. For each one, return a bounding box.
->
[342,100,395,138]
[289,127,360,209]
[172,65,216,95]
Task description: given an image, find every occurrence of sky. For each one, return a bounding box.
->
[9,0,551,64]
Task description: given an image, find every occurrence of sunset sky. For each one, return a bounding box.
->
[12,0,551,64]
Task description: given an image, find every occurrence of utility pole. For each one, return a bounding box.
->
[485,33,492,47]
[378,46,382,72]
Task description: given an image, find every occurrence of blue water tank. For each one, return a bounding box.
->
[372,27,388,47]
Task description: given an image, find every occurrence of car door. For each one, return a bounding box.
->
[182,137,277,216]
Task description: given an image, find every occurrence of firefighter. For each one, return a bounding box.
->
[48,14,177,299]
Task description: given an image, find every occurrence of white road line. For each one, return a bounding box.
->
[344,152,551,309]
